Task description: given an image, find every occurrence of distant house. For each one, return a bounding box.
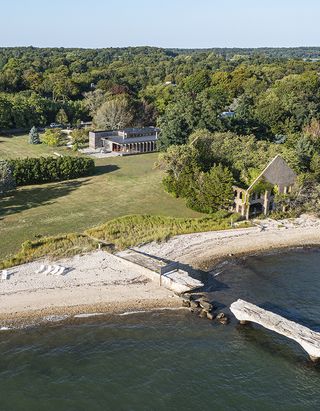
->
[164,81,176,86]
[220,110,236,118]
[89,127,160,154]
[232,155,297,219]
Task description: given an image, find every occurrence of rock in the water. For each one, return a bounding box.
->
[181,293,192,301]
[182,300,191,307]
[190,307,202,315]
[190,300,200,309]
[219,317,229,325]
[199,309,207,318]
[216,312,229,324]
[207,312,215,320]
[199,300,213,312]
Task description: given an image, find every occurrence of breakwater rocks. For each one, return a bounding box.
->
[181,295,229,325]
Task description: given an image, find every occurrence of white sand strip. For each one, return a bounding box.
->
[0,251,177,317]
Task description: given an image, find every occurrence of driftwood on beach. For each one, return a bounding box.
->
[230,299,320,362]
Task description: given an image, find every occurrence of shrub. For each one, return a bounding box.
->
[0,160,15,195]
[9,156,95,186]
[71,128,89,148]
[41,129,65,146]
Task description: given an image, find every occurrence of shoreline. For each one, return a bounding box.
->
[205,243,320,271]
[0,298,182,329]
[135,215,320,270]
[0,251,180,328]
[1,215,320,328]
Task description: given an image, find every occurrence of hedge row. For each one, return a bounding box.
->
[9,156,95,186]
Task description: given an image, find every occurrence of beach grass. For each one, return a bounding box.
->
[0,145,201,260]
[86,212,241,249]
[0,212,242,269]
[0,233,97,269]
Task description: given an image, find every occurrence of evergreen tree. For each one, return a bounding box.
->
[0,160,15,195]
[56,108,69,125]
[186,164,234,213]
[29,126,40,144]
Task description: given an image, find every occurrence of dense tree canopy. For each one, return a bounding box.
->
[1,46,320,138]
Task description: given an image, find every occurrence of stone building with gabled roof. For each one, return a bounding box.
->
[233,155,297,219]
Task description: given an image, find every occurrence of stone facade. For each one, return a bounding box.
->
[233,155,296,219]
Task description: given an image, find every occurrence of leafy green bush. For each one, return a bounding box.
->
[9,156,95,186]
[71,129,89,147]
[41,129,65,146]
[0,160,15,194]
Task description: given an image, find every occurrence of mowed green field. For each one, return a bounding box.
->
[0,135,201,259]
[0,134,74,159]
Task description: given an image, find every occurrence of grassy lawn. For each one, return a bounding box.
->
[0,134,74,159]
[0,149,202,260]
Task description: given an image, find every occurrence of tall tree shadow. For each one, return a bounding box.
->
[0,179,91,218]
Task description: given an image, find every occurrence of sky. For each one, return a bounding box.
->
[1,0,320,49]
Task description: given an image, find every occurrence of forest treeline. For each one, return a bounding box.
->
[1,46,320,148]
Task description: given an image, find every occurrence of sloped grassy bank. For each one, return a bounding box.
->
[0,212,241,269]
[85,212,241,249]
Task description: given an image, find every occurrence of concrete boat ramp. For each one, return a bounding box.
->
[117,249,203,294]
[231,299,320,362]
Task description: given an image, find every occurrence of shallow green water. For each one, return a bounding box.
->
[0,249,319,411]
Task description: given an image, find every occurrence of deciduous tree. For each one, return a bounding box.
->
[93,96,133,130]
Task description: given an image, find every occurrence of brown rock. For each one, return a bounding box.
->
[207,312,215,320]
[199,309,207,318]
[219,317,229,325]
[190,300,200,309]
[199,299,213,312]
[216,312,229,324]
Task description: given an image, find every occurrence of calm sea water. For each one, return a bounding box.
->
[0,249,319,411]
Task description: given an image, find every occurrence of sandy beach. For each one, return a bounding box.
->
[0,251,179,327]
[136,215,320,269]
[1,215,319,326]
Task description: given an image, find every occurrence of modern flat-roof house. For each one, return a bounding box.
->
[89,127,160,154]
[233,155,297,219]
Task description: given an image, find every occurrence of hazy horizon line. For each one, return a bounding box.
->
[1,44,320,50]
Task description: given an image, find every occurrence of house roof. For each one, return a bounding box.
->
[102,135,158,144]
[247,154,296,192]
